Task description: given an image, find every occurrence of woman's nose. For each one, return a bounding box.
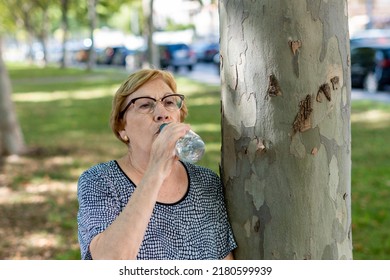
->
[153,102,170,122]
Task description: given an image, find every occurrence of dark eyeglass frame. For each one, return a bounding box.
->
[119,93,185,118]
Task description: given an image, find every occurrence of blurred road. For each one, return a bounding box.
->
[177,62,220,85]
[350,89,390,103]
[182,62,390,103]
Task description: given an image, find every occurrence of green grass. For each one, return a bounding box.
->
[2,63,390,259]
[350,101,390,259]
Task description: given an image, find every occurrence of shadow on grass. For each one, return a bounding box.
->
[0,187,80,259]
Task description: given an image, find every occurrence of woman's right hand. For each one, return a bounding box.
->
[147,122,190,178]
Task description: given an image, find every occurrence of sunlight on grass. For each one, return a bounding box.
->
[24,232,60,249]
[176,77,215,93]
[25,181,77,194]
[351,109,390,123]
[203,142,222,152]
[191,123,220,133]
[44,156,75,166]
[12,86,117,102]
[187,96,220,107]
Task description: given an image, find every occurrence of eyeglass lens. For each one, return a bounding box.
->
[133,94,183,114]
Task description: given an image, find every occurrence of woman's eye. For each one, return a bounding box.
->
[138,102,153,109]
[164,100,175,105]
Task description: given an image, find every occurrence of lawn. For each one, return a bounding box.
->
[1,64,389,259]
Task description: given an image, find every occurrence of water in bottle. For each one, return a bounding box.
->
[159,123,205,163]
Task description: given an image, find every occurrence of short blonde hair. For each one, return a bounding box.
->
[110,69,188,143]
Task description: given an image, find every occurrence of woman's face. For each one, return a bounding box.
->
[120,78,182,154]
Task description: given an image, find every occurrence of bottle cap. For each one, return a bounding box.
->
[159,123,170,132]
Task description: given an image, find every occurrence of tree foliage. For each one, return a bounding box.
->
[1,0,133,40]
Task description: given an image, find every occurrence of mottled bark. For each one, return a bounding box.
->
[220,0,352,260]
[0,36,26,156]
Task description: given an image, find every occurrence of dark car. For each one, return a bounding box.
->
[193,42,219,62]
[351,45,390,92]
[96,46,144,69]
[97,46,126,65]
[158,43,197,72]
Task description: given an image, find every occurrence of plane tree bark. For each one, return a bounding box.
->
[219,0,353,260]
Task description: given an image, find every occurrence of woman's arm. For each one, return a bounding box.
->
[224,252,235,260]
[88,123,189,260]
[89,169,165,259]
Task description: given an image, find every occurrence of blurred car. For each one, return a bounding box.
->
[110,47,142,67]
[350,29,390,47]
[192,42,219,62]
[96,46,144,69]
[75,47,104,63]
[158,43,197,72]
[96,46,125,65]
[351,44,390,92]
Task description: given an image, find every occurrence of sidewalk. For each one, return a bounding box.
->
[351,89,390,103]
[185,63,390,103]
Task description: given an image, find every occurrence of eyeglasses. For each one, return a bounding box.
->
[119,94,185,118]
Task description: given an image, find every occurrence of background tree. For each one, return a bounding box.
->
[3,0,36,62]
[86,0,98,70]
[2,0,60,65]
[0,38,26,156]
[60,0,70,68]
[1,0,125,69]
[83,0,126,70]
[142,0,159,67]
[0,8,26,156]
[33,0,55,66]
[219,0,353,259]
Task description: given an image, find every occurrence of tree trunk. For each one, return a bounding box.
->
[60,0,70,68]
[143,0,159,68]
[219,0,352,260]
[87,0,97,71]
[40,8,49,66]
[0,36,26,156]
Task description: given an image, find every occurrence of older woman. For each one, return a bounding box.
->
[77,69,236,260]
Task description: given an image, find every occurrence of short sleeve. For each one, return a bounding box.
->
[77,167,121,260]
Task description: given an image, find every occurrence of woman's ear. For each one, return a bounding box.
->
[119,130,129,142]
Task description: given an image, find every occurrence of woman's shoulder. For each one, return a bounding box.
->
[182,162,221,183]
[183,161,216,174]
[77,160,122,195]
[78,160,120,183]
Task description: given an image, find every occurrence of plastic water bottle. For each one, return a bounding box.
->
[160,123,205,163]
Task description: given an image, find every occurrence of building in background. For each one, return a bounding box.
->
[348,0,390,35]
[154,0,218,40]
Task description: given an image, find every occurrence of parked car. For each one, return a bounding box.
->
[192,41,219,62]
[95,46,144,69]
[96,46,124,65]
[75,47,104,63]
[350,44,390,92]
[111,47,144,68]
[350,29,390,48]
[158,43,197,72]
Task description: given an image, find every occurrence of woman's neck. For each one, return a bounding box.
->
[126,152,149,175]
